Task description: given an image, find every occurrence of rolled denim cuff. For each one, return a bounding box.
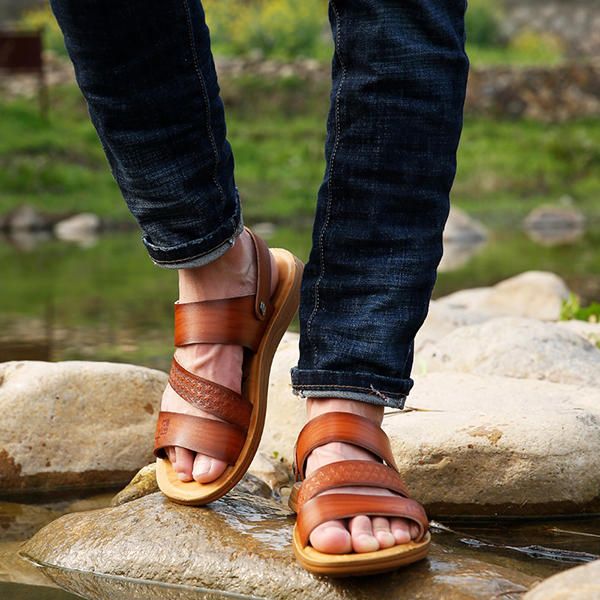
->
[290,367,411,409]
[143,213,244,269]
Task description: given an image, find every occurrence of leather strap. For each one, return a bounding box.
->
[295,460,410,509]
[296,493,429,547]
[173,227,273,350]
[153,411,245,465]
[168,358,251,430]
[294,412,398,480]
[246,227,272,321]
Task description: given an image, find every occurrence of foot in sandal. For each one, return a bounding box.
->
[289,397,430,576]
[160,227,279,484]
[305,399,420,554]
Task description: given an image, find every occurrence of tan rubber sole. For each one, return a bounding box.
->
[156,248,304,505]
[292,525,431,577]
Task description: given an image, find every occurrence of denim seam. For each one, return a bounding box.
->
[182,0,226,206]
[292,382,405,397]
[306,0,346,366]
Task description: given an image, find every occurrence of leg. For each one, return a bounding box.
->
[291,0,469,553]
[50,0,278,481]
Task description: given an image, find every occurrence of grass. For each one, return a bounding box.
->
[1,78,600,227]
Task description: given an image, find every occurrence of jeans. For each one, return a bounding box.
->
[50,0,469,409]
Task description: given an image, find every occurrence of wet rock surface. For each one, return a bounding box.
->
[524,558,600,599]
[0,361,166,496]
[22,491,544,600]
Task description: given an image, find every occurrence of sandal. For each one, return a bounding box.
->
[153,227,304,505]
[288,411,431,576]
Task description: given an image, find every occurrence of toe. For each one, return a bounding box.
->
[166,447,176,464]
[372,517,395,549]
[174,447,194,481]
[349,515,379,553]
[390,517,412,544]
[192,454,228,483]
[309,520,352,554]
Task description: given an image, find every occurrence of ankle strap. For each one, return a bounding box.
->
[173,228,273,350]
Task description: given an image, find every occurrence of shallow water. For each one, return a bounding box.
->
[2,221,599,371]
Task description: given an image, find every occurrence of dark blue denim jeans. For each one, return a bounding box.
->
[50,0,469,408]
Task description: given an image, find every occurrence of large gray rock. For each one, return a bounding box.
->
[437,271,570,321]
[263,338,600,517]
[524,559,600,599]
[0,361,166,495]
[21,491,540,600]
[387,372,600,517]
[417,317,600,387]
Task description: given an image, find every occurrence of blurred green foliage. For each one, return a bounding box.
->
[19,1,564,66]
[203,0,329,60]
[465,0,503,47]
[561,294,600,323]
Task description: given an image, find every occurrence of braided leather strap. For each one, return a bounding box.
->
[168,358,251,431]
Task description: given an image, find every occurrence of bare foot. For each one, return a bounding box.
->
[304,399,420,554]
[161,228,279,483]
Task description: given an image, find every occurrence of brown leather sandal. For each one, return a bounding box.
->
[153,227,303,505]
[288,411,431,576]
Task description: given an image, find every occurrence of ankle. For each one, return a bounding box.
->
[178,229,255,302]
[306,398,384,425]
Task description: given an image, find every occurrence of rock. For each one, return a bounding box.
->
[443,208,487,244]
[6,205,48,231]
[438,239,487,272]
[524,205,585,247]
[54,213,101,246]
[21,491,540,600]
[236,472,273,499]
[0,361,167,496]
[386,372,600,517]
[414,300,491,354]
[438,271,571,320]
[417,317,600,387]
[111,463,159,507]
[249,451,293,497]
[524,559,600,599]
[262,342,600,516]
[258,332,305,462]
[558,319,600,347]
